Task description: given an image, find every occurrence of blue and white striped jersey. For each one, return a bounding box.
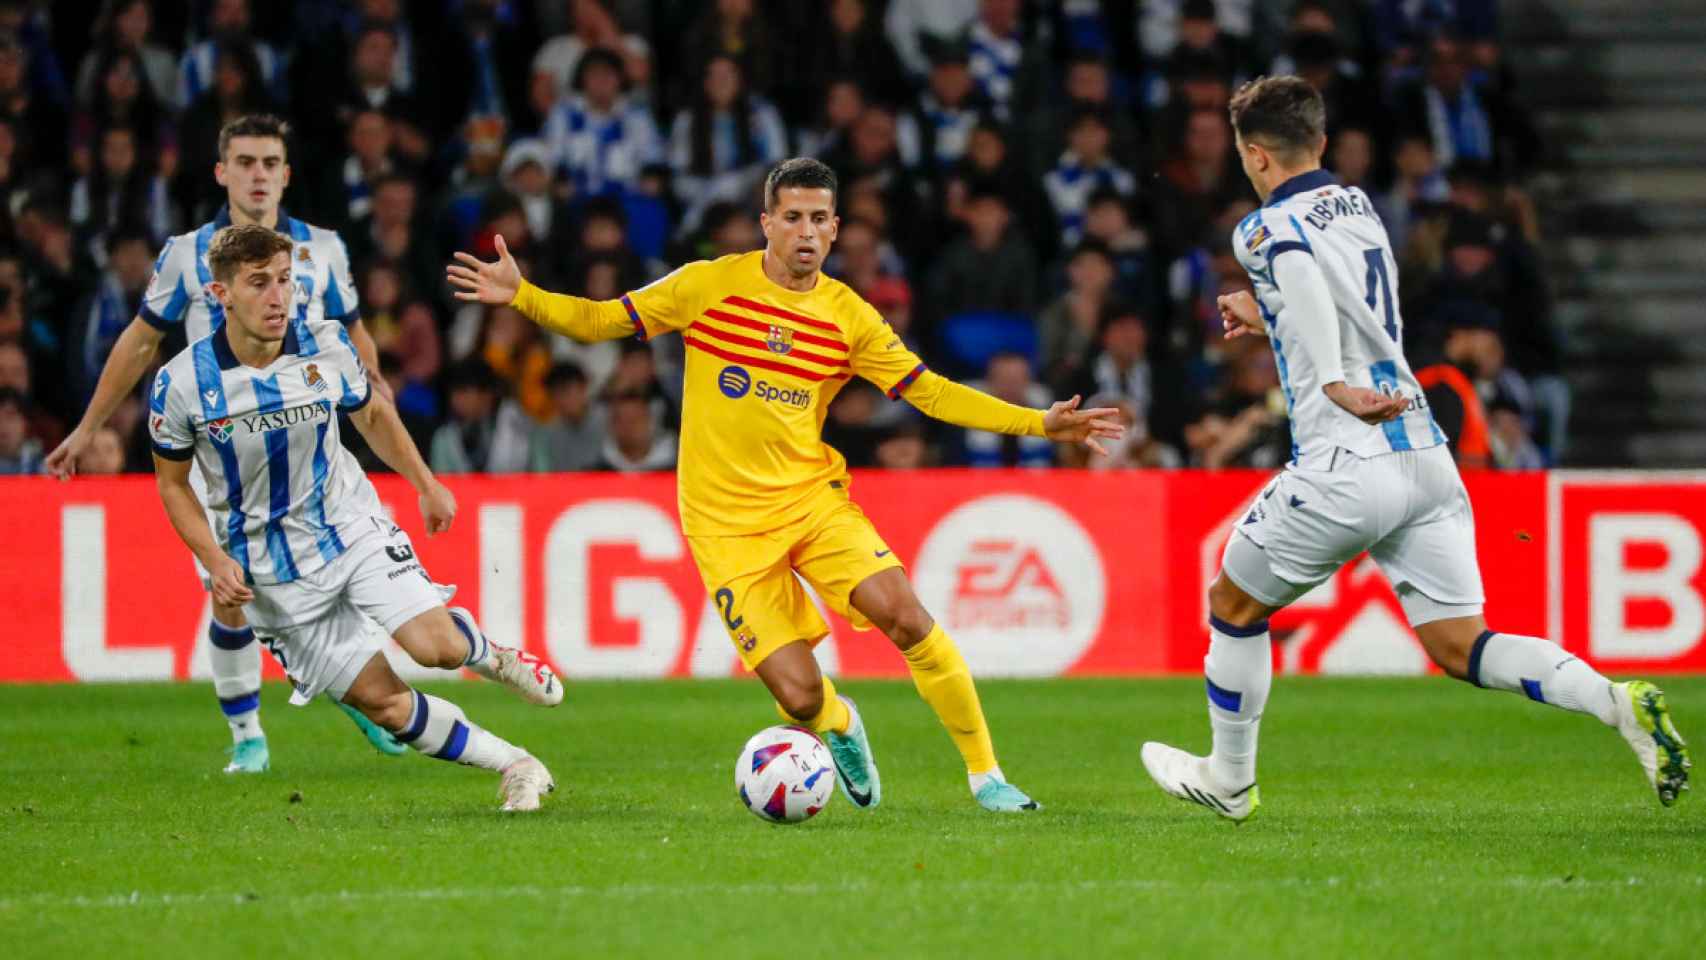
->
[140,206,360,344]
[149,318,381,585]
[1233,169,1445,466]
[541,94,662,197]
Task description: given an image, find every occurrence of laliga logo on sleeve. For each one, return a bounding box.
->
[913,494,1105,677]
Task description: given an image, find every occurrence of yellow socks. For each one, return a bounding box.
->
[903,623,997,774]
[775,674,851,736]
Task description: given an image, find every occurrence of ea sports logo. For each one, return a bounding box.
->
[718,365,751,399]
[913,494,1106,676]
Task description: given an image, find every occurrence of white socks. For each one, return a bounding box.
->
[1468,631,1619,725]
[209,619,264,744]
[968,765,1007,795]
[1204,615,1273,790]
[392,690,526,771]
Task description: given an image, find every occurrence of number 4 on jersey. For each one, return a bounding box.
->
[1362,248,1397,342]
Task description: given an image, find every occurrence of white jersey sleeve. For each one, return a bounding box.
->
[320,230,361,326]
[146,360,197,460]
[326,322,373,412]
[1234,170,1446,466]
[139,233,199,332]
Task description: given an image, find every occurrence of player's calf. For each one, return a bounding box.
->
[445,606,562,707]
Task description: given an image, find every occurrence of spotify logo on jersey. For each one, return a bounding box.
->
[718,365,752,399]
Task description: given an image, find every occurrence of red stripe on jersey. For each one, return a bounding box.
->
[701,308,848,352]
[684,335,851,383]
[689,322,849,368]
[721,295,841,334]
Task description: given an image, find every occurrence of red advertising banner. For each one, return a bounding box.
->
[3,469,1704,682]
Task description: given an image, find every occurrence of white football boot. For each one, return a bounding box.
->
[1140,742,1259,823]
[450,606,563,707]
[1612,681,1691,806]
[499,755,556,812]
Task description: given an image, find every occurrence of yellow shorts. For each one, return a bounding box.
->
[686,486,903,670]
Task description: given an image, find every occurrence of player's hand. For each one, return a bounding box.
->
[1324,382,1407,424]
[45,426,91,480]
[447,233,523,305]
[1217,291,1265,339]
[1043,395,1126,457]
[419,480,457,536]
[207,555,254,607]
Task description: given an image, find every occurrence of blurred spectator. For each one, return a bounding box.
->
[390,302,443,424]
[1375,133,1449,254]
[679,0,777,107]
[1155,108,1249,254]
[1069,302,1187,450]
[1142,1,1243,113]
[1058,391,1183,469]
[1326,125,1375,191]
[479,304,554,421]
[1140,0,1255,60]
[69,227,150,406]
[668,53,786,232]
[1416,312,1496,470]
[595,390,676,472]
[69,125,174,262]
[1187,339,1290,469]
[798,77,865,163]
[346,172,436,298]
[72,47,173,182]
[530,360,603,471]
[822,106,925,251]
[0,32,67,171]
[82,425,128,474]
[531,0,652,118]
[811,0,910,111]
[1488,396,1544,470]
[1081,189,1155,308]
[873,420,929,469]
[0,386,39,473]
[929,187,1036,324]
[1037,240,1117,394]
[335,108,398,224]
[540,47,661,199]
[1267,1,1363,80]
[429,358,532,474]
[0,336,58,447]
[177,0,283,109]
[960,352,1053,467]
[356,260,404,349]
[176,38,276,217]
[945,121,1054,257]
[336,20,429,165]
[965,0,1039,121]
[1043,108,1137,248]
[500,139,565,254]
[1290,32,1378,139]
[1393,32,1538,177]
[823,380,887,467]
[1026,51,1140,183]
[439,0,537,136]
[884,0,977,81]
[899,40,986,174]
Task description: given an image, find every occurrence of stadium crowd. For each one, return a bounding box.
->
[0,0,1568,477]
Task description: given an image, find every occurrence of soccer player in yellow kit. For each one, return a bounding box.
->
[448,158,1121,811]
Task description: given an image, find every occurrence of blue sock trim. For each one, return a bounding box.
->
[1205,677,1243,713]
[434,720,470,761]
[1467,630,1495,688]
[1521,678,1545,703]
[397,690,430,743]
[219,691,260,716]
[208,621,255,650]
[451,611,486,666]
[1209,615,1269,639]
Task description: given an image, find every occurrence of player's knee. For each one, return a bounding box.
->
[422,625,468,670]
[1418,626,1474,680]
[350,687,414,730]
[888,604,934,649]
[1207,575,1265,627]
[775,678,824,722]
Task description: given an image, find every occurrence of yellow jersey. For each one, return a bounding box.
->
[513,250,1045,536]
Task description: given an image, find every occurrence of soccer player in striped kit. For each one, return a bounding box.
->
[150,224,561,811]
[48,115,400,773]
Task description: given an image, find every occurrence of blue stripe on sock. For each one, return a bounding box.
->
[1521,678,1546,703]
[1209,615,1269,639]
[450,611,485,665]
[208,621,254,650]
[1206,677,1243,713]
[397,690,430,743]
[1468,630,1496,688]
[434,721,469,760]
[219,691,260,716]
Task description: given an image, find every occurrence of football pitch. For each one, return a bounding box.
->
[3,676,1702,959]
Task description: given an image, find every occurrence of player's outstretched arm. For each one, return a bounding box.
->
[47,317,165,478]
[349,392,457,535]
[446,234,641,343]
[901,371,1124,457]
[154,454,253,606]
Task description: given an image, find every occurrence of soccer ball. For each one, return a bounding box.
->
[735,725,835,823]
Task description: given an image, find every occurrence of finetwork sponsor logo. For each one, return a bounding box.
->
[718,365,751,399]
[913,494,1105,676]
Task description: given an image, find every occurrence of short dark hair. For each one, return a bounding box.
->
[218,114,290,162]
[1227,75,1325,157]
[545,361,588,389]
[764,157,837,211]
[206,224,292,283]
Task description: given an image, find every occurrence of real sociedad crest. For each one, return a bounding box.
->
[766,323,794,355]
[304,362,327,392]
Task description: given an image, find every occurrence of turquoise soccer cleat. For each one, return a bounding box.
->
[333,698,408,757]
[824,696,881,809]
[974,775,1041,812]
[223,736,270,774]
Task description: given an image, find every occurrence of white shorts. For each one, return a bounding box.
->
[1221,444,1486,626]
[242,516,446,705]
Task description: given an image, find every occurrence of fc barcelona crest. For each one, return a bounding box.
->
[304,363,327,392]
[765,324,794,355]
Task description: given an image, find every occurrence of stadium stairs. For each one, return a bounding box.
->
[1507,0,1706,466]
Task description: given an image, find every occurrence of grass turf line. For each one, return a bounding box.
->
[2,677,1703,958]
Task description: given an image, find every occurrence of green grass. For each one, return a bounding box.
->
[2,677,1703,959]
